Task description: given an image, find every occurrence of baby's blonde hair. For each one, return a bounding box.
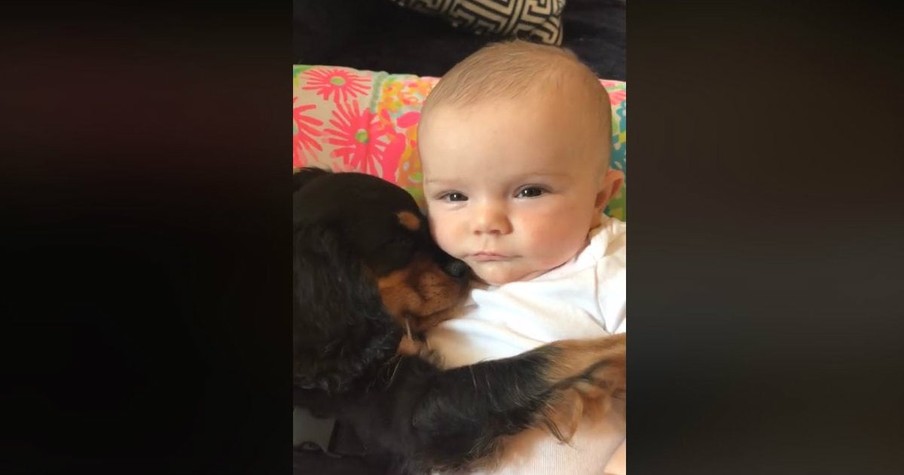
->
[421,40,612,171]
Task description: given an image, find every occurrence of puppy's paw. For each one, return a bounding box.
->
[539,334,626,441]
[548,333,626,396]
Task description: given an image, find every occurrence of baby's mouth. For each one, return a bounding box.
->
[469,252,509,262]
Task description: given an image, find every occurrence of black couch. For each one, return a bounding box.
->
[293,0,625,80]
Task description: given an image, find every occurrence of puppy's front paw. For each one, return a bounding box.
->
[549,334,626,397]
[539,334,626,440]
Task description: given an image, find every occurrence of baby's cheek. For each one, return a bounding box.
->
[430,220,459,256]
[425,210,443,239]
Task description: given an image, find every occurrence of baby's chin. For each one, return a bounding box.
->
[470,265,546,286]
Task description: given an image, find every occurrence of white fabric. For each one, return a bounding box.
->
[427,215,626,474]
[604,439,627,475]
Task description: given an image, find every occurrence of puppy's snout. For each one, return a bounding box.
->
[443,259,470,279]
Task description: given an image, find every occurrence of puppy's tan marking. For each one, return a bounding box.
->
[544,334,626,389]
[397,211,422,231]
[376,256,467,333]
[537,334,627,443]
[377,267,417,325]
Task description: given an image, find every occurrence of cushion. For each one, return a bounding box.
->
[293,64,627,221]
[388,0,566,46]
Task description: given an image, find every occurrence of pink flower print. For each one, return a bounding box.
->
[324,101,392,177]
[302,68,370,104]
[608,89,626,106]
[293,99,323,168]
[391,110,424,192]
[396,111,420,129]
[380,131,406,183]
[376,110,407,183]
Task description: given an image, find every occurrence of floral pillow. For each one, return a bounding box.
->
[293,64,627,221]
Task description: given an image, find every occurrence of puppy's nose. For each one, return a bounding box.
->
[443,260,470,279]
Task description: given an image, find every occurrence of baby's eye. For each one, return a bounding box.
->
[439,192,468,202]
[516,186,546,198]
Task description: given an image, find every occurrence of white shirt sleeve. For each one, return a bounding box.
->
[595,216,626,334]
[604,440,627,475]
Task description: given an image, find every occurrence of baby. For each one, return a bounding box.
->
[417,40,627,474]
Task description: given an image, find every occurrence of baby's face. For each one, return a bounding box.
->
[420,97,611,285]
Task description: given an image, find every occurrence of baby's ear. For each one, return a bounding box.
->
[594,169,625,213]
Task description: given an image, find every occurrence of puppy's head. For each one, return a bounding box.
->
[293,168,468,395]
[294,168,469,325]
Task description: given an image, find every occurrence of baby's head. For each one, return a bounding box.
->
[418,40,623,286]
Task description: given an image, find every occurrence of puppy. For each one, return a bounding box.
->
[293,167,626,474]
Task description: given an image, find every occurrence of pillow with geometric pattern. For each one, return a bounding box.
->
[387,0,566,46]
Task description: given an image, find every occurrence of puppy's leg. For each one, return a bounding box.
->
[542,334,626,395]
[379,334,626,473]
[533,334,626,441]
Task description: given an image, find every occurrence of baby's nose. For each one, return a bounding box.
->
[472,202,511,235]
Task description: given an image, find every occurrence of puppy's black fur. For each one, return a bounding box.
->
[293,168,626,473]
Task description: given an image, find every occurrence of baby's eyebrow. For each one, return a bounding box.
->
[424,172,569,186]
[513,172,570,180]
[423,178,457,186]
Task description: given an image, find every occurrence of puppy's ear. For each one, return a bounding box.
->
[293,221,402,396]
[293,167,330,192]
